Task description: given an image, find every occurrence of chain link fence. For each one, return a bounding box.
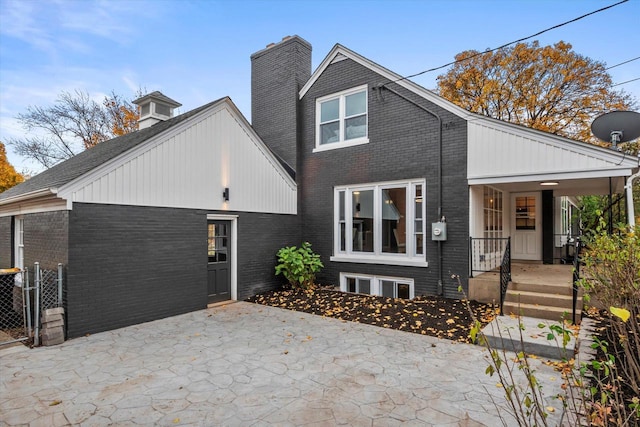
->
[0,263,63,347]
[0,269,29,345]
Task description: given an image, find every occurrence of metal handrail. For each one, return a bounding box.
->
[499,238,511,316]
[572,237,582,324]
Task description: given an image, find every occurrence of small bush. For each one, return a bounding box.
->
[275,242,324,290]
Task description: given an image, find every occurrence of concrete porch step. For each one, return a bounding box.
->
[502,301,580,323]
[480,315,576,360]
[509,281,574,296]
[506,289,575,309]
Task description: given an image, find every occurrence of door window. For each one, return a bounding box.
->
[515,196,536,230]
[207,222,228,263]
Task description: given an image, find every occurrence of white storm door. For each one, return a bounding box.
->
[511,192,542,260]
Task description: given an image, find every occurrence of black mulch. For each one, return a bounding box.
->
[246,287,497,344]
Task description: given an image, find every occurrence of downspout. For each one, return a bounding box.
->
[626,167,640,227]
[375,85,445,295]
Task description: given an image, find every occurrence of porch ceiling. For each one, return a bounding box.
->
[470,174,628,196]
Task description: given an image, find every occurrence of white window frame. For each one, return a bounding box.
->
[331,179,428,267]
[340,272,415,299]
[314,85,369,152]
[14,216,24,286]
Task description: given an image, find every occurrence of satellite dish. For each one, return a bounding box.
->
[591,111,640,150]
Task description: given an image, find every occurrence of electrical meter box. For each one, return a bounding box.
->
[431,221,447,241]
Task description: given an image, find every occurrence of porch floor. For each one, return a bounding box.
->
[510,261,573,287]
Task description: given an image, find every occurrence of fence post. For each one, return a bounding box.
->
[23,268,32,338]
[57,263,63,307]
[34,262,40,347]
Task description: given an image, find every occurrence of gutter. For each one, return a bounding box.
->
[626,164,640,227]
[0,188,59,206]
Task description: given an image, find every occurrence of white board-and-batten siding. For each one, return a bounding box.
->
[467,121,635,182]
[58,102,296,214]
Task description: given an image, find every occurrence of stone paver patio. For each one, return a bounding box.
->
[1,302,567,426]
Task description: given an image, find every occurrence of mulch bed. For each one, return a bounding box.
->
[246,287,497,344]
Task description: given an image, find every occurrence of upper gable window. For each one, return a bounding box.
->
[315,85,369,152]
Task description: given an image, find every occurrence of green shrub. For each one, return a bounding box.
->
[275,242,324,289]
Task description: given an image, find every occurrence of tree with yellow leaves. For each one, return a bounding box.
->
[9,90,140,169]
[437,41,637,149]
[0,142,24,193]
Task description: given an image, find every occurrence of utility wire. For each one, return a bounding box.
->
[605,56,640,70]
[384,0,629,86]
[611,77,640,87]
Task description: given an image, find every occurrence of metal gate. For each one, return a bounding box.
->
[0,263,63,347]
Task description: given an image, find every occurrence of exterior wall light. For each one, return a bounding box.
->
[223,187,230,202]
[540,182,559,186]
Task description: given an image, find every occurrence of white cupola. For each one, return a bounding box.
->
[132,91,182,130]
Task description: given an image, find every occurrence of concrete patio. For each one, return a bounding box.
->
[1,302,569,426]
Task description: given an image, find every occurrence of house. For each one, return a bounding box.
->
[0,94,298,338]
[249,36,638,304]
[1,36,637,337]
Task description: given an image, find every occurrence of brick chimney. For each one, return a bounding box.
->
[250,35,312,169]
[133,91,182,130]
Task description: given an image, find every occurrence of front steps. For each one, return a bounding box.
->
[502,271,582,323]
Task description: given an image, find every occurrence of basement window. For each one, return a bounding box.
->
[340,273,414,299]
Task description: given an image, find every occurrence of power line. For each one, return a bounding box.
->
[385,0,629,86]
[611,77,640,87]
[605,56,640,70]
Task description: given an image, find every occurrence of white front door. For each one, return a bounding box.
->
[511,192,542,260]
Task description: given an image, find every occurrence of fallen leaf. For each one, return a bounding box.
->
[49,400,62,406]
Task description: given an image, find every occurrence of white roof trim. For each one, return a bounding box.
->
[0,188,58,206]
[299,44,472,119]
[58,98,296,199]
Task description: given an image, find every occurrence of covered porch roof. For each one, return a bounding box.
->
[467,117,639,196]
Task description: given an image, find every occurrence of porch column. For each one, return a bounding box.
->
[542,190,554,264]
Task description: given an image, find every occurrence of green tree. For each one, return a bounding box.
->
[0,142,24,192]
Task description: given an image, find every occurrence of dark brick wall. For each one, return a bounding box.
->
[67,203,206,338]
[65,203,299,338]
[234,211,300,300]
[23,211,69,271]
[0,216,11,268]
[251,36,311,168]
[298,58,470,298]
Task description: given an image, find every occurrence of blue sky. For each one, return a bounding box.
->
[1,0,638,173]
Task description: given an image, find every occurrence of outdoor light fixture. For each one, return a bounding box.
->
[540,181,559,186]
[222,187,230,202]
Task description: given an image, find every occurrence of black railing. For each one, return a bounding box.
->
[469,237,511,277]
[499,238,511,316]
[572,237,582,324]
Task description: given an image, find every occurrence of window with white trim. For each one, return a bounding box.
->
[341,273,414,299]
[334,180,426,265]
[315,85,368,151]
[14,216,24,286]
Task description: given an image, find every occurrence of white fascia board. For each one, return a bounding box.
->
[58,98,296,200]
[0,188,59,206]
[468,167,634,185]
[299,45,471,120]
[469,118,640,167]
[0,199,68,217]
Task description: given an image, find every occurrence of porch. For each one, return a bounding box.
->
[469,261,581,323]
